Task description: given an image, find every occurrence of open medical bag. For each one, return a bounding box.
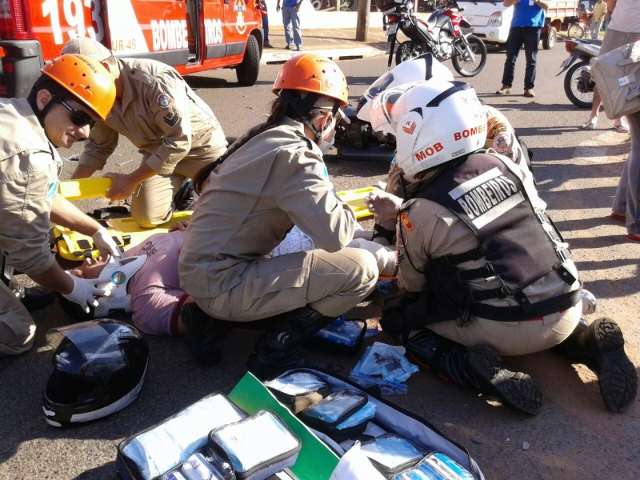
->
[116,371,484,479]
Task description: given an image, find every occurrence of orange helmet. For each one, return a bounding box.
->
[42,54,116,120]
[273,54,348,107]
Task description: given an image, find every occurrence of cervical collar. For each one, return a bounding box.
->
[93,255,147,318]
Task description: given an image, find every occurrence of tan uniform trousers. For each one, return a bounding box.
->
[0,281,35,356]
[131,140,226,228]
[427,301,583,357]
[196,247,378,322]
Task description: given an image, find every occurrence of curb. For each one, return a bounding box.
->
[261,46,386,64]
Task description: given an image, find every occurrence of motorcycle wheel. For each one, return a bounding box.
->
[564,60,593,109]
[395,41,425,65]
[451,35,487,77]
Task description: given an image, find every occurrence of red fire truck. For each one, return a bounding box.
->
[0,0,264,97]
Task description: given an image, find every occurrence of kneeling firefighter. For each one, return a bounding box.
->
[378,79,637,414]
[178,54,379,376]
[0,54,120,357]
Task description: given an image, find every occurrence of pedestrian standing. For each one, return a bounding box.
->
[612,110,640,242]
[590,0,607,39]
[276,0,303,50]
[580,0,639,131]
[259,0,273,48]
[496,0,549,98]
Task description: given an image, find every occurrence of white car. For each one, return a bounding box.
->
[458,0,577,49]
[458,0,515,44]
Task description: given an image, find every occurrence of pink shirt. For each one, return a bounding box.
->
[126,231,187,335]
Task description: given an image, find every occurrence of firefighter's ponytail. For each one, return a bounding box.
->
[193,97,289,193]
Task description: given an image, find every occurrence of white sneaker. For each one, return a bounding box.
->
[580,117,598,130]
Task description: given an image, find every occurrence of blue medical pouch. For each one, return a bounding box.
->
[299,390,374,441]
[361,434,425,478]
[393,452,475,480]
[309,318,367,354]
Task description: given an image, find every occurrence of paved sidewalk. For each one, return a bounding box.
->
[262,26,390,63]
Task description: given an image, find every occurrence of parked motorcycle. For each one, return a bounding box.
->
[378,0,487,77]
[557,38,601,109]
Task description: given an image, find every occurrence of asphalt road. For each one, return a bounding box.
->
[1,45,639,480]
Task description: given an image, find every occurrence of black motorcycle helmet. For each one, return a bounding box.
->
[42,320,149,427]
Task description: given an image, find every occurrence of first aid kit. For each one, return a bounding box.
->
[591,40,640,119]
[265,369,485,479]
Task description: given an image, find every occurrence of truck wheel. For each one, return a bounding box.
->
[542,26,557,49]
[236,35,261,86]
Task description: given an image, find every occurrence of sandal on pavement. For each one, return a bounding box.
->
[580,118,598,130]
[613,123,629,133]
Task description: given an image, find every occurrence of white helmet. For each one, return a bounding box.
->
[356,53,454,128]
[391,80,488,178]
[367,83,414,135]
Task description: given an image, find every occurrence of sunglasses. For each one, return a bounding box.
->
[57,98,96,128]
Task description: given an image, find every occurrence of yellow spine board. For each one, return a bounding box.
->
[336,186,375,220]
[53,180,375,261]
[53,211,193,261]
[58,177,113,201]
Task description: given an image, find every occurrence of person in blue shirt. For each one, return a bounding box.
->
[276,0,303,50]
[496,0,549,97]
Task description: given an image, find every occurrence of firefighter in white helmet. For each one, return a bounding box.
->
[373,79,637,415]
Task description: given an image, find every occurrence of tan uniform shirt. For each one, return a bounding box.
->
[396,152,579,308]
[179,118,358,300]
[0,99,61,276]
[591,1,607,22]
[79,58,227,176]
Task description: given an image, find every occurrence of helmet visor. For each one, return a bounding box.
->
[48,320,140,378]
[358,72,395,112]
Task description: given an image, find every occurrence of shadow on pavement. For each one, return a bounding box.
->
[72,463,115,479]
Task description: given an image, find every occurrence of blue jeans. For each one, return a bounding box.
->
[613,112,640,235]
[262,13,270,43]
[282,6,302,48]
[500,27,541,90]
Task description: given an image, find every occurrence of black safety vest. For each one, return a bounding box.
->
[409,153,580,323]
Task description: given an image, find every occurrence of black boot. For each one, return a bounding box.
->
[20,286,56,312]
[407,330,543,415]
[182,302,229,366]
[173,179,197,211]
[247,306,332,380]
[553,317,637,412]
